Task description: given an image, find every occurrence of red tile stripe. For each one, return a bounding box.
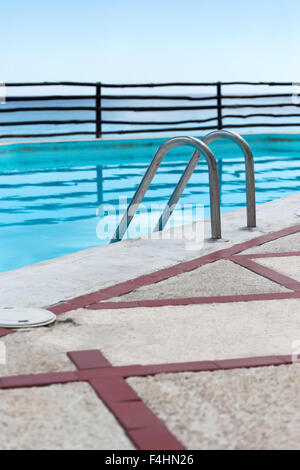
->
[128,425,185,451]
[141,355,292,375]
[67,349,112,370]
[89,377,141,403]
[213,355,287,370]
[76,365,145,381]
[239,252,300,259]
[0,371,79,389]
[143,360,219,375]
[0,328,14,337]
[47,303,75,315]
[231,256,300,291]
[85,291,300,310]
[107,401,185,450]
[0,353,294,390]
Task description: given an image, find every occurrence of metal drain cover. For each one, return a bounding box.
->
[0,308,56,328]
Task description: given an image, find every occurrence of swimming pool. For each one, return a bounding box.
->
[0,134,299,273]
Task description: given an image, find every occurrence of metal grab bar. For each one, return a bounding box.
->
[154,130,256,233]
[110,136,221,242]
[203,130,256,228]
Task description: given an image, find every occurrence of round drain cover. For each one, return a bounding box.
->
[0,308,56,328]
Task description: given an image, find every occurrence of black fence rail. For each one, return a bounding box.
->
[1,81,300,139]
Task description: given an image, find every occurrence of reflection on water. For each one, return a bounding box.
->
[0,152,300,273]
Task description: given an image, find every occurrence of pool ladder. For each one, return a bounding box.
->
[110,130,256,243]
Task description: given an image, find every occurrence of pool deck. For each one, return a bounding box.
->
[1,192,300,449]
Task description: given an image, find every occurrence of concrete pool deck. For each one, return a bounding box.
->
[0,192,300,449]
[0,191,300,308]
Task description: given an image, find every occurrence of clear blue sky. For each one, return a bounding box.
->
[1,0,299,83]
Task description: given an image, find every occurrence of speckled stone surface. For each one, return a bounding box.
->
[104,259,289,302]
[0,321,76,376]
[59,298,300,366]
[256,255,300,282]
[0,382,134,450]
[128,363,300,450]
[241,231,300,254]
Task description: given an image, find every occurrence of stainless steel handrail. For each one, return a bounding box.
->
[203,130,256,228]
[110,136,221,242]
[154,130,256,233]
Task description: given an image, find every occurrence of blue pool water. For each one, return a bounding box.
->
[0,134,299,273]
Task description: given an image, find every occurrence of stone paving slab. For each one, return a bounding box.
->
[256,255,300,282]
[0,321,76,376]
[58,299,300,365]
[0,382,134,450]
[241,231,300,254]
[128,363,300,450]
[104,259,289,302]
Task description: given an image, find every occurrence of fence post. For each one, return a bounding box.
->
[216,81,223,130]
[96,82,102,138]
